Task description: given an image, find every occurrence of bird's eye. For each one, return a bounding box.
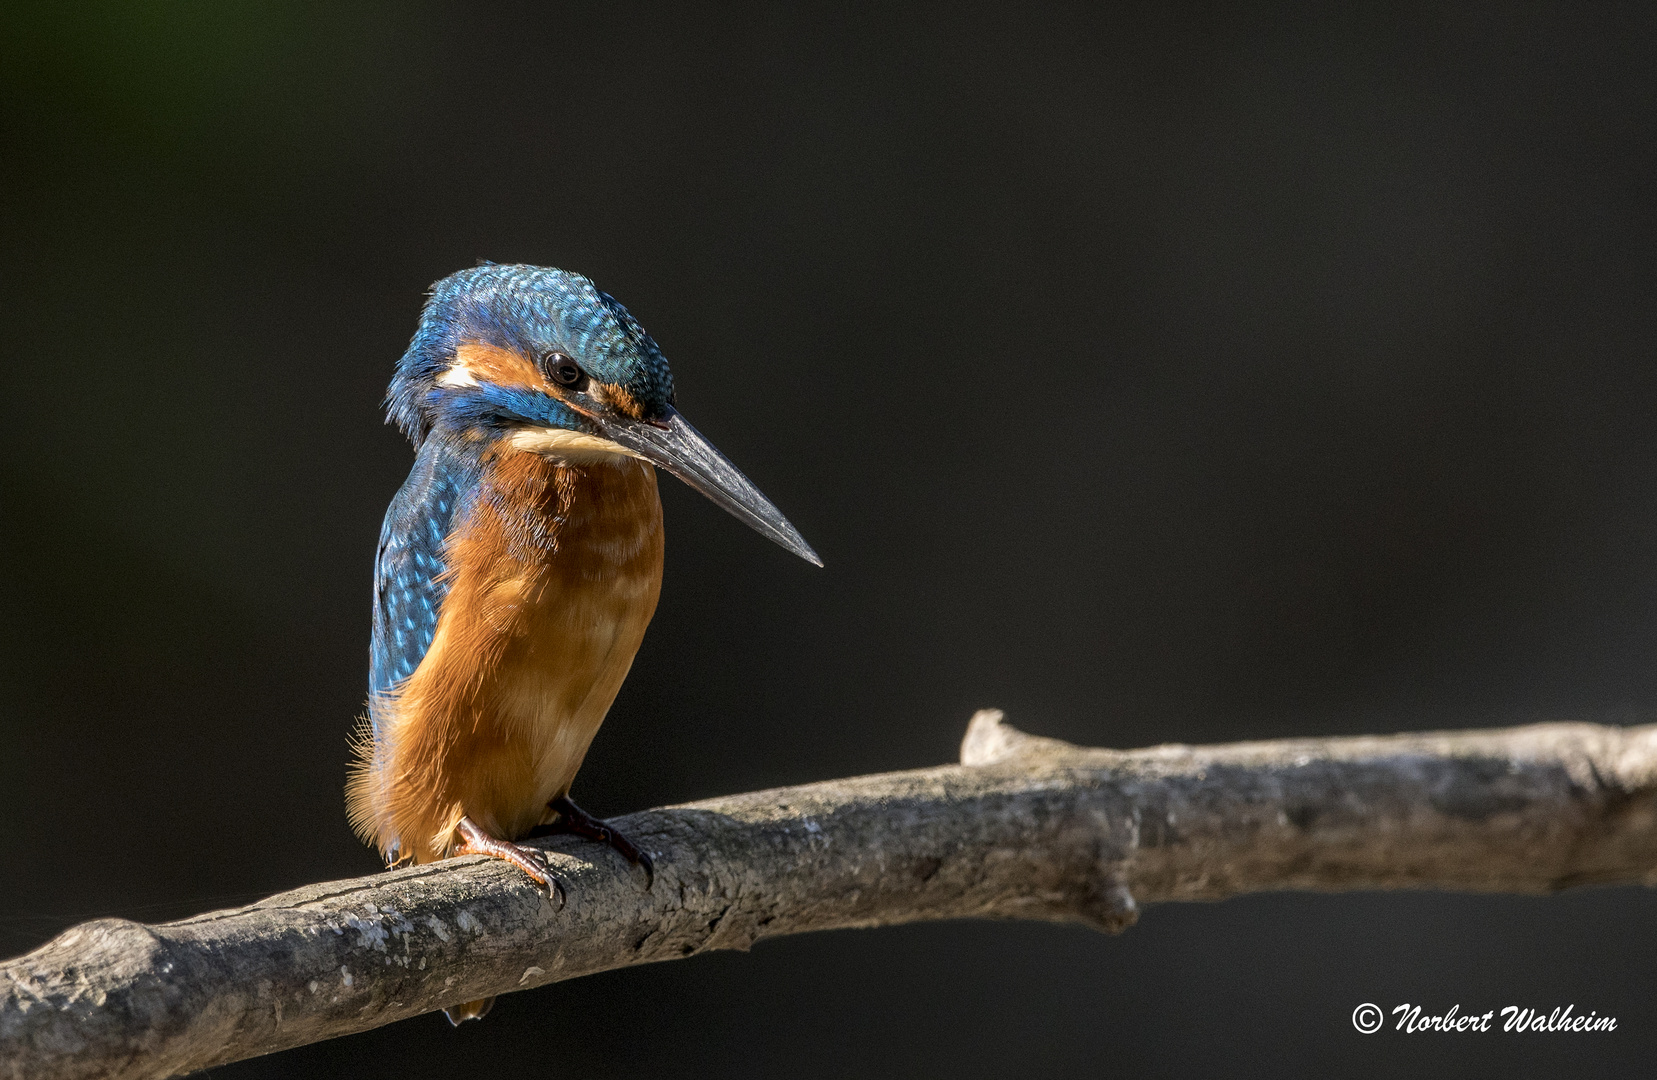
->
[542,352,586,389]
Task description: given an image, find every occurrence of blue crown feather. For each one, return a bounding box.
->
[387,264,675,446]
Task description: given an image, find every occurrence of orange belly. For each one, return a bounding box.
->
[348,449,664,865]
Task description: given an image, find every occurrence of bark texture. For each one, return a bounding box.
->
[6,711,1657,1079]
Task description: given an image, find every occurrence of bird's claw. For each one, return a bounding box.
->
[538,852,569,908]
[454,816,567,908]
[533,795,656,891]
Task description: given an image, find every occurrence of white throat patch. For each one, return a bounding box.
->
[506,426,644,465]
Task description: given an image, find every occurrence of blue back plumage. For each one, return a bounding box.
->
[369,438,483,710]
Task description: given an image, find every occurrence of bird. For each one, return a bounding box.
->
[346,263,820,1023]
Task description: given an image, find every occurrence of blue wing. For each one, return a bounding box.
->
[369,437,483,717]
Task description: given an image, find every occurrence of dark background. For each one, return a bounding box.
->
[4,3,1656,1076]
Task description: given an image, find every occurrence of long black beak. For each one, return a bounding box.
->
[598,406,823,567]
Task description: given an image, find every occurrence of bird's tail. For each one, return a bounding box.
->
[445,996,496,1024]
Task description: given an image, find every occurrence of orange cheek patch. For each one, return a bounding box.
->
[594,381,648,419]
[452,341,540,389]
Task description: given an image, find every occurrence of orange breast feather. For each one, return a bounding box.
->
[350,448,664,865]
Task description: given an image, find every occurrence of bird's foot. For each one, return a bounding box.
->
[454,816,565,905]
[530,795,654,888]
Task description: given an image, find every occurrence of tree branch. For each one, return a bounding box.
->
[7,711,1657,1079]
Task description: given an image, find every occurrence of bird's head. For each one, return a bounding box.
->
[390,263,820,565]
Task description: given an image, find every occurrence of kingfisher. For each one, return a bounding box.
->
[347,264,819,1020]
